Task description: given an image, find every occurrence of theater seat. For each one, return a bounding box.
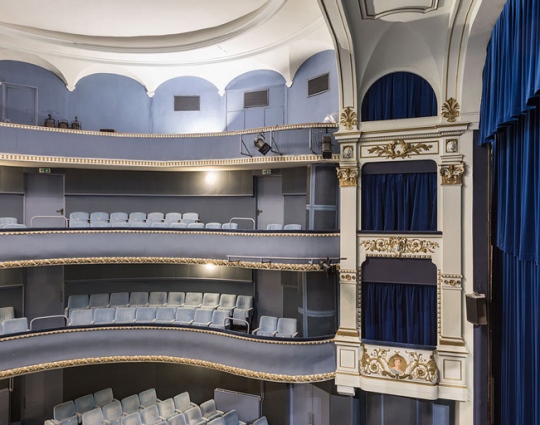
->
[68,310,93,326]
[110,212,128,225]
[149,292,168,306]
[121,413,143,425]
[184,293,202,308]
[90,212,109,223]
[4,224,27,228]
[217,294,236,312]
[208,419,225,425]
[102,401,123,425]
[94,388,116,408]
[140,406,164,425]
[135,307,156,324]
[266,224,283,230]
[183,407,206,425]
[221,223,238,230]
[69,212,89,223]
[173,392,196,413]
[252,418,268,425]
[109,292,129,308]
[192,309,213,327]
[91,221,112,228]
[146,212,165,226]
[170,223,188,229]
[53,401,78,425]
[129,212,148,227]
[89,293,110,309]
[75,395,96,421]
[222,410,246,425]
[200,400,222,422]
[253,316,278,337]
[205,223,221,229]
[82,408,105,425]
[187,223,204,229]
[0,306,14,323]
[69,221,90,228]
[155,307,176,324]
[65,294,89,315]
[276,318,298,338]
[167,292,185,307]
[93,308,115,325]
[1,317,28,334]
[200,293,220,310]
[209,310,231,329]
[158,399,177,420]
[130,292,149,307]
[151,223,170,228]
[164,213,182,225]
[283,224,302,230]
[139,389,160,408]
[232,295,253,326]
[182,213,199,222]
[167,414,187,425]
[175,308,195,325]
[121,395,142,415]
[115,307,136,324]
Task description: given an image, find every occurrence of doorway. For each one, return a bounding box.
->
[256,175,284,230]
[24,173,66,228]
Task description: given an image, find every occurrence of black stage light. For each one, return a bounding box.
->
[319,258,337,277]
[254,134,271,155]
[321,135,333,159]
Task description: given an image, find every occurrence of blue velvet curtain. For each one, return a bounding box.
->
[362,172,437,231]
[362,282,437,346]
[361,72,437,121]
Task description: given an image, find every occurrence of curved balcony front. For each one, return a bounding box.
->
[0,229,339,270]
[0,325,336,382]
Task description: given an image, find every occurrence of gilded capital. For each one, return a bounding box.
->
[441,98,460,123]
[339,106,358,131]
[336,167,359,187]
[440,163,465,185]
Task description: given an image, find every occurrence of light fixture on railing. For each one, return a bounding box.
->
[321,134,333,159]
[254,133,271,155]
[319,258,337,277]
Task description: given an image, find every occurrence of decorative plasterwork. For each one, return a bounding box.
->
[339,269,357,282]
[445,139,458,153]
[365,139,434,159]
[360,237,439,258]
[440,163,465,185]
[341,145,355,160]
[358,0,440,20]
[441,98,461,123]
[441,273,462,287]
[437,269,442,336]
[336,167,359,187]
[360,344,438,384]
[339,107,358,131]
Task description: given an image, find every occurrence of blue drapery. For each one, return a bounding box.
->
[362,172,437,231]
[361,72,437,121]
[362,282,437,346]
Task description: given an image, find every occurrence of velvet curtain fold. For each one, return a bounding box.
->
[362,281,437,346]
[361,72,437,121]
[362,172,437,231]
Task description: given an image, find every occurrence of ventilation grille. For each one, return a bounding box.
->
[244,89,269,108]
[307,73,329,97]
[174,96,200,111]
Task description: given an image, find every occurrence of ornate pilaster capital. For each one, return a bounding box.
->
[439,163,465,185]
[336,167,359,187]
[441,98,460,123]
[339,106,358,131]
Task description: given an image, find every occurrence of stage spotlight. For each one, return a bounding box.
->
[321,135,333,159]
[319,258,337,277]
[254,134,271,155]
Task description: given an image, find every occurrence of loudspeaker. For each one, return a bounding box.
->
[466,293,488,325]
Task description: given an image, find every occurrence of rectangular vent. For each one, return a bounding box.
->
[307,73,329,97]
[174,96,200,111]
[243,89,269,108]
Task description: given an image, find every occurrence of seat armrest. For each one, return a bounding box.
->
[205,321,212,326]
[190,402,197,408]
[292,332,299,337]
[271,331,278,337]
[253,327,260,333]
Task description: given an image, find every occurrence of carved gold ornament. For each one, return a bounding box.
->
[437,270,442,336]
[441,98,460,123]
[336,167,359,187]
[360,237,439,257]
[440,163,465,185]
[367,140,432,159]
[339,107,358,130]
[442,273,462,287]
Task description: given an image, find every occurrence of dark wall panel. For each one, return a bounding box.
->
[0,194,23,222]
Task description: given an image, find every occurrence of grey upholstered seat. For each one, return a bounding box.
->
[173,392,196,413]
[217,294,236,311]
[68,309,93,326]
[252,417,268,425]
[69,212,89,222]
[53,401,78,425]
[110,212,128,224]
[135,307,156,323]
[192,309,213,327]
[232,295,253,326]
[266,224,283,230]
[0,306,14,323]
[0,217,17,228]
[149,292,168,306]
[200,293,220,309]
[182,213,199,221]
[164,213,182,225]
[175,308,195,325]
[167,414,187,425]
[283,224,302,230]
[69,221,91,228]
[91,221,112,228]
[4,223,26,228]
[75,394,96,419]
[65,294,89,314]
[115,307,136,324]
[209,310,231,329]
[109,292,129,307]
[184,293,203,308]
[130,292,149,307]
[121,413,143,425]
[205,222,221,229]
[200,400,221,422]
[146,212,165,226]
[82,408,105,425]
[222,410,245,425]
[158,399,177,420]
[167,292,185,307]
[129,213,148,227]
[252,316,278,337]
[155,307,176,324]
[1,317,28,334]
[90,212,109,223]
[93,308,115,325]
[94,388,116,407]
[140,406,162,425]
[89,293,110,308]
[151,223,169,228]
[170,222,188,229]
[187,222,204,229]
[102,401,123,425]
[113,222,132,228]
[276,318,298,338]
[183,407,206,425]
[139,389,159,408]
[121,395,141,415]
[208,418,225,425]
[221,223,238,230]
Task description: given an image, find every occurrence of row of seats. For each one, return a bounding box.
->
[0,217,26,228]
[69,212,203,228]
[66,292,254,326]
[266,224,301,230]
[253,316,298,338]
[68,306,234,329]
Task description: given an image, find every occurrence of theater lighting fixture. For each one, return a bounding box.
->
[205,172,217,184]
[319,258,337,277]
[254,133,271,155]
[321,135,333,159]
[205,263,216,270]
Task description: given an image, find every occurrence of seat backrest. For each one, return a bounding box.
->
[110,292,129,307]
[202,293,220,307]
[121,412,142,425]
[170,222,188,229]
[0,217,17,225]
[167,413,187,425]
[102,401,123,421]
[94,388,115,407]
[110,212,128,223]
[54,401,77,421]
[89,293,110,308]
[90,212,109,222]
[184,292,202,306]
[130,292,149,306]
[67,294,89,310]
[82,408,103,425]
[139,388,158,407]
[0,306,15,323]
[167,292,185,306]
[236,295,253,309]
[70,212,89,222]
[175,308,195,323]
[182,213,199,221]
[2,317,28,334]
[121,395,141,415]
[221,223,238,230]
[193,309,213,324]
[129,212,147,222]
[200,400,217,420]
[4,224,26,228]
[115,307,136,323]
[222,410,239,425]
[266,224,283,230]
[69,309,93,326]
[259,316,278,332]
[187,222,204,229]
[219,294,237,309]
[75,394,96,415]
[151,223,169,228]
[156,307,176,322]
[93,308,115,325]
[135,307,156,323]
[205,222,221,229]
[165,213,182,223]
[208,418,225,425]
[184,407,203,423]
[140,406,160,425]
[211,310,230,326]
[283,224,302,230]
[157,399,176,419]
[149,292,167,306]
[277,318,297,335]
[147,212,164,222]
[173,392,192,412]
[252,417,269,425]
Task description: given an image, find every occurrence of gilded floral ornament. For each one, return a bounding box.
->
[360,237,439,257]
[339,107,358,130]
[441,98,460,123]
[336,167,359,187]
[440,163,465,185]
[367,139,432,159]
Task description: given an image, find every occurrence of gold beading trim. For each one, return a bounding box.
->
[360,237,439,258]
[339,107,358,131]
[440,163,465,185]
[442,273,462,287]
[441,98,460,123]
[0,356,335,382]
[339,269,357,282]
[437,269,442,336]
[367,140,432,159]
[0,122,338,139]
[336,167,358,187]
